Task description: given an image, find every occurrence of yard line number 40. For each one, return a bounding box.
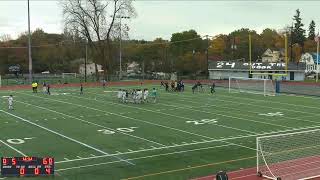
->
[97,127,138,135]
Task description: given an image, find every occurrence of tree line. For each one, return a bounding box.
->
[0,6,318,77]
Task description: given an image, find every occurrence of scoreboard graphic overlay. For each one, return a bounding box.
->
[1,157,54,177]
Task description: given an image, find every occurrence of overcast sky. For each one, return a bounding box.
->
[1,1,320,41]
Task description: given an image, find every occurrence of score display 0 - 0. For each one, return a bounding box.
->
[1,157,54,177]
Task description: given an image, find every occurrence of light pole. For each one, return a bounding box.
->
[115,16,130,80]
[27,0,32,82]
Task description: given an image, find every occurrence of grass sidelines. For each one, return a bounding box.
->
[1,84,320,180]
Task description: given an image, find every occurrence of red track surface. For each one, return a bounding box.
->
[191,167,262,180]
[192,155,320,180]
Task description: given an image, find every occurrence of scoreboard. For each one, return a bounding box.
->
[1,157,54,177]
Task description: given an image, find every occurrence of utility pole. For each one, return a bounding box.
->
[27,0,32,82]
[290,23,294,62]
[85,40,88,82]
[116,16,130,80]
[206,35,209,79]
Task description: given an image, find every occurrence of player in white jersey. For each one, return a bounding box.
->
[117,89,122,102]
[8,95,13,110]
[143,89,149,102]
[136,89,143,104]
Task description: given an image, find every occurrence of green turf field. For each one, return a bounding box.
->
[1,84,320,180]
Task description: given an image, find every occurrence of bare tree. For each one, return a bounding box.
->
[61,0,136,80]
[0,34,12,42]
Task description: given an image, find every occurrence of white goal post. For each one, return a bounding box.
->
[62,73,77,79]
[228,77,275,96]
[257,129,320,180]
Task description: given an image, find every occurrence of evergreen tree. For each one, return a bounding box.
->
[292,9,306,47]
[308,20,316,40]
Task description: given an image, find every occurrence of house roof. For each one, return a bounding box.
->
[310,53,320,64]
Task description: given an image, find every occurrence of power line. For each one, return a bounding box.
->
[0,35,213,49]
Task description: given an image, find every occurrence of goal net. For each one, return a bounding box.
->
[257,129,320,180]
[228,77,275,96]
[62,73,77,79]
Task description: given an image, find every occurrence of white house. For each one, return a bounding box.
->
[261,48,282,63]
[79,63,103,75]
[300,52,320,73]
[126,61,140,75]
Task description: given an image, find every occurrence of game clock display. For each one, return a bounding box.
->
[1,157,54,177]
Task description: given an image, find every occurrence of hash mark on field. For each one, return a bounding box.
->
[76,156,82,159]
[139,147,145,150]
[116,151,121,154]
[90,154,96,157]
[128,149,133,152]
[64,158,70,161]
[23,137,34,140]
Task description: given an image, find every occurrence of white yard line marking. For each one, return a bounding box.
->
[23,137,35,140]
[76,156,82,159]
[0,110,134,166]
[90,154,96,157]
[15,100,165,147]
[56,144,233,172]
[64,158,70,161]
[0,140,27,156]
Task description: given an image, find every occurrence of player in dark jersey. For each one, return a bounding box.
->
[192,84,197,94]
[211,82,216,94]
[80,84,83,95]
[216,171,228,180]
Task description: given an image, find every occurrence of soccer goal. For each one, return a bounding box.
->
[228,77,275,96]
[62,73,77,79]
[257,129,320,180]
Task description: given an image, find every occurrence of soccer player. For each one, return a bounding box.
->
[216,171,228,180]
[192,84,197,94]
[143,89,149,102]
[42,82,47,94]
[102,79,106,89]
[136,89,143,104]
[35,82,38,93]
[165,82,169,92]
[117,89,122,102]
[8,95,13,110]
[32,82,36,93]
[80,84,83,95]
[151,88,157,103]
[47,84,51,95]
[211,82,216,94]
